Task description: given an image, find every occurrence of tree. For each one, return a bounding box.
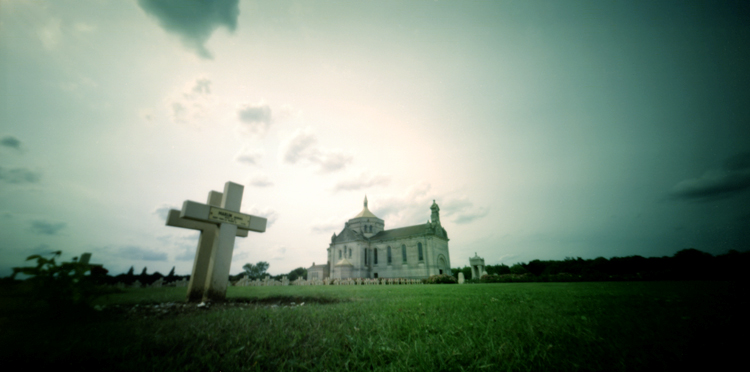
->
[287,267,307,281]
[167,266,175,278]
[510,264,528,275]
[242,261,269,279]
[126,266,134,276]
[140,267,147,276]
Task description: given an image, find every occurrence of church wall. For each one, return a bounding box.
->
[369,235,448,279]
[427,237,451,275]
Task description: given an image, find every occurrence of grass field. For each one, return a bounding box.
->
[0,281,744,371]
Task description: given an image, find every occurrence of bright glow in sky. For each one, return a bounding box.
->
[2,0,749,276]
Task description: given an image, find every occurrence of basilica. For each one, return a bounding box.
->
[308,197,452,280]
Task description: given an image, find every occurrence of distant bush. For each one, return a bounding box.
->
[11,251,114,311]
[425,274,457,284]
[480,274,536,283]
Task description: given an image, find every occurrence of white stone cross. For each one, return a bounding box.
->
[167,181,266,302]
[166,189,248,301]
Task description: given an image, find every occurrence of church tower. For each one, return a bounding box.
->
[430,200,440,225]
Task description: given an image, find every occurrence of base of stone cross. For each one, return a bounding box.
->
[187,288,205,303]
[202,288,229,302]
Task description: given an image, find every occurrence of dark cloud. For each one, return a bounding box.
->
[282,128,352,173]
[1,136,21,150]
[0,167,41,184]
[671,152,750,201]
[453,208,490,224]
[114,245,168,261]
[137,0,240,59]
[439,197,489,224]
[28,244,54,256]
[238,104,272,136]
[30,220,66,235]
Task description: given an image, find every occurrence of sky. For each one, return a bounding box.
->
[1,0,749,277]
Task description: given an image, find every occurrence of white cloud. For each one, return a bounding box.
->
[334,171,391,191]
[269,246,288,261]
[73,22,96,33]
[311,218,345,234]
[281,127,352,173]
[370,184,489,227]
[168,77,215,125]
[38,18,62,50]
[235,147,264,166]
[245,206,279,229]
[237,103,272,137]
[153,203,178,221]
[248,175,273,188]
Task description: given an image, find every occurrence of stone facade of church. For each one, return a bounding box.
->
[309,197,451,280]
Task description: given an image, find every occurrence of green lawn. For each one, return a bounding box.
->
[0,281,743,371]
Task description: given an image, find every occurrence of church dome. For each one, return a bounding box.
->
[353,195,379,219]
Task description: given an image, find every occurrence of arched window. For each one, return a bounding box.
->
[418,243,423,261]
[402,244,407,263]
[370,225,373,233]
[339,250,342,259]
[374,249,378,265]
[364,249,368,265]
[349,248,352,258]
[387,246,392,264]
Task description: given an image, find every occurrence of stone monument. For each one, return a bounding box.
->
[458,271,465,284]
[470,252,485,280]
[167,181,267,302]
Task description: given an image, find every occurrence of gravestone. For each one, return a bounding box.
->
[168,181,267,302]
[151,278,164,288]
[458,272,465,284]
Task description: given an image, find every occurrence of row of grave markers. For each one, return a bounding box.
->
[232,276,425,286]
[113,278,189,289]
[113,276,425,289]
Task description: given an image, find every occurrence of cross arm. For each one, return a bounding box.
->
[166,210,250,237]
[180,200,267,233]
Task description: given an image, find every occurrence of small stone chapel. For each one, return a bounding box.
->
[308,197,452,280]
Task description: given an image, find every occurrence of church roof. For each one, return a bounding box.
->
[332,226,362,243]
[352,196,379,219]
[369,224,429,242]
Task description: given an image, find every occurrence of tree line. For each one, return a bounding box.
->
[87,261,309,286]
[451,248,749,282]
